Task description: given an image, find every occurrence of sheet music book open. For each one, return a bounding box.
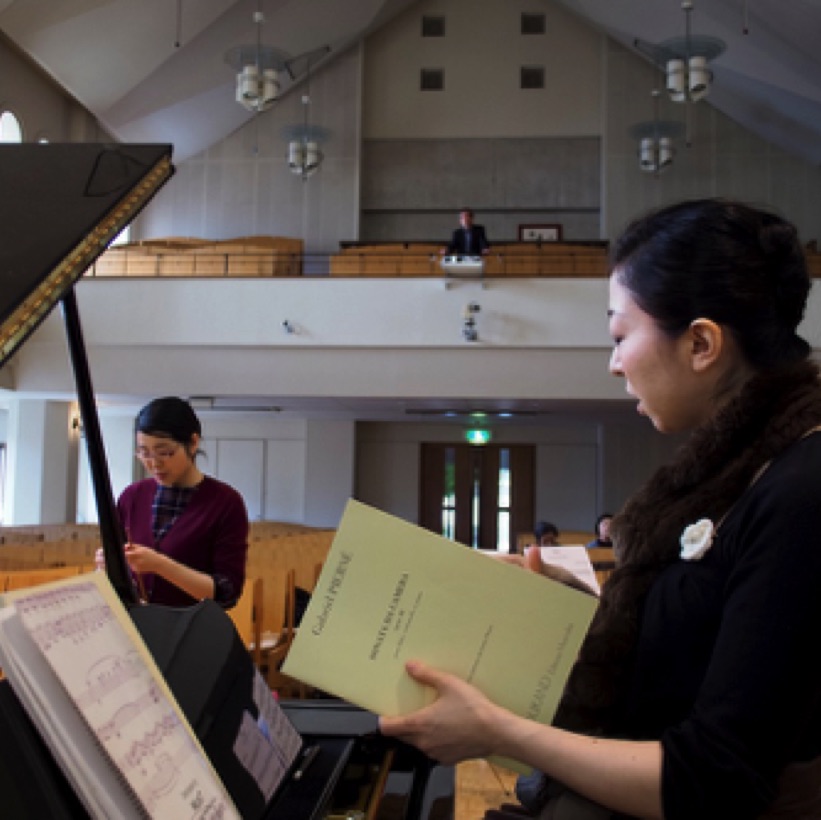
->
[0,571,301,819]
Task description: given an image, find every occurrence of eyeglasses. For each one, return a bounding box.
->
[135,445,180,462]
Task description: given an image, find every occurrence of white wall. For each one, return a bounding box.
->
[73,413,312,524]
[198,415,318,524]
[354,417,678,532]
[363,0,602,139]
[133,45,362,255]
[535,443,596,535]
[81,412,352,527]
[1,0,819,528]
[0,29,108,143]
[12,278,623,404]
[14,277,821,407]
[127,0,820,249]
[4,400,76,525]
[8,272,820,528]
[265,439,308,522]
[305,419,356,527]
[356,434,421,524]
[602,39,821,243]
[1,394,689,530]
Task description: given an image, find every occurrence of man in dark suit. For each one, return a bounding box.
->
[446,208,490,256]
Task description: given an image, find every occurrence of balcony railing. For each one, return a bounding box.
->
[91,238,616,279]
[91,237,821,280]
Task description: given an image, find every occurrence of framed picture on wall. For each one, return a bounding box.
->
[518,224,563,242]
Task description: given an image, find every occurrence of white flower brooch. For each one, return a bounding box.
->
[680,518,715,561]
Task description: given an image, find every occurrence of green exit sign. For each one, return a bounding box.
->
[465,429,491,445]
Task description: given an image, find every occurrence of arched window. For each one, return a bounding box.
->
[0,110,23,142]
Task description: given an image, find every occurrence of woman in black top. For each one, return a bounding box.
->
[380,199,821,819]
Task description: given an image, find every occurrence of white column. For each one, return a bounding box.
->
[6,398,78,525]
[304,419,355,527]
[76,412,138,523]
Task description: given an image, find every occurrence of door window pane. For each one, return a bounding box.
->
[471,461,481,548]
[497,448,511,552]
[442,446,456,539]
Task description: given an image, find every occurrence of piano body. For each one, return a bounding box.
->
[0,144,454,819]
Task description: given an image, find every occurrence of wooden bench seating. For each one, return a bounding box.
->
[0,543,46,569]
[0,525,334,623]
[1,520,321,544]
[92,235,304,278]
[86,239,820,280]
[329,243,443,277]
[330,242,609,277]
[246,530,334,598]
[586,546,616,587]
[248,521,328,539]
[0,523,335,695]
[226,575,264,668]
[484,243,608,277]
[0,539,101,569]
[0,565,86,592]
[806,249,820,277]
[0,527,334,600]
[1,523,100,542]
[516,531,596,553]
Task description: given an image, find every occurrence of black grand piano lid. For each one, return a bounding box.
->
[0,144,173,364]
[0,143,175,605]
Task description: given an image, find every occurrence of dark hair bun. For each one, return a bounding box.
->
[759,215,809,331]
[136,396,201,442]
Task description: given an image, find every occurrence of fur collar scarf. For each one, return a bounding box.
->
[553,360,821,734]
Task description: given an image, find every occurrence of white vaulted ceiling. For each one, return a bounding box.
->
[1,0,819,164]
[2,0,820,422]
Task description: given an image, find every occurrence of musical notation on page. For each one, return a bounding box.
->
[0,574,239,819]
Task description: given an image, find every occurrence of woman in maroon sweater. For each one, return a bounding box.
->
[115,396,249,608]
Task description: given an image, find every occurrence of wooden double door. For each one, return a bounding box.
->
[419,443,534,552]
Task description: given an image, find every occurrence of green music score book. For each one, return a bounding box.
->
[283,499,598,768]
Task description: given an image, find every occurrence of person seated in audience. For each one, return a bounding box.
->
[380,198,821,819]
[586,513,613,548]
[532,520,560,547]
[97,396,248,608]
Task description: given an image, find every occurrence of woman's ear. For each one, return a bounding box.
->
[688,318,724,372]
[186,432,201,457]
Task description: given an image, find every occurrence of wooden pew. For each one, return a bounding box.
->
[1,523,101,543]
[226,575,264,669]
[0,527,44,543]
[330,241,609,278]
[92,235,304,278]
[1,566,85,592]
[516,531,595,553]
[587,546,616,587]
[246,530,335,593]
[329,244,442,277]
[0,543,46,569]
